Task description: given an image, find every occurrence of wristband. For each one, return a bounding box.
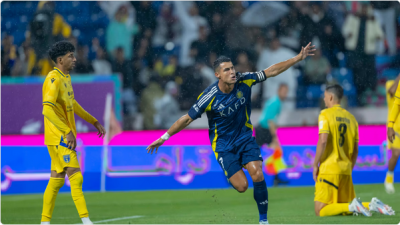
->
[161,132,171,141]
[388,122,394,128]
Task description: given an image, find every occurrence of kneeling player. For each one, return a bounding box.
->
[313,84,394,217]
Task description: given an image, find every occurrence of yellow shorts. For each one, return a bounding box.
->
[47,144,80,174]
[314,174,355,205]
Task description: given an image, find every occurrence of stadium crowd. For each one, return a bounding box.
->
[2,1,400,130]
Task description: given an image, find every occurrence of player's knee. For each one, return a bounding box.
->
[236,185,248,193]
[234,181,248,193]
[251,169,264,182]
[392,150,400,159]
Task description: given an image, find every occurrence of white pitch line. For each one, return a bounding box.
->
[93,215,143,224]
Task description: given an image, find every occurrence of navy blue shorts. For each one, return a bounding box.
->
[215,137,263,179]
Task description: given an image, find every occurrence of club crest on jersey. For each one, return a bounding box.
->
[236,90,243,99]
[51,78,55,83]
[63,155,70,163]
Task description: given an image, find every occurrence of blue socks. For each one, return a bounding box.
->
[253,179,268,222]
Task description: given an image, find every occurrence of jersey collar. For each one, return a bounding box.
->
[333,104,341,107]
[54,67,69,78]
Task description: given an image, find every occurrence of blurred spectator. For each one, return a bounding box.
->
[135,38,155,67]
[299,2,343,67]
[1,35,17,76]
[92,48,112,75]
[88,37,101,61]
[195,60,216,87]
[371,1,397,55]
[36,58,53,76]
[140,76,164,130]
[112,47,133,89]
[11,45,36,76]
[106,4,138,60]
[235,51,255,73]
[154,81,181,129]
[73,45,93,74]
[342,3,383,106]
[152,2,181,48]
[208,12,227,55]
[30,2,71,59]
[304,48,331,85]
[154,55,178,79]
[173,1,208,67]
[225,2,252,52]
[254,38,297,110]
[190,26,211,63]
[132,1,157,39]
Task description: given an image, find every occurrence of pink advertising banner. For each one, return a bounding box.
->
[1,125,387,146]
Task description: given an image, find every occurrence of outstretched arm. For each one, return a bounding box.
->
[146,114,194,154]
[263,42,316,78]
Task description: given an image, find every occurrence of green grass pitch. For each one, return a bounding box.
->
[2,184,400,224]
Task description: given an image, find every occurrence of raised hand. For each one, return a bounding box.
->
[300,42,316,60]
[146,138,165,154]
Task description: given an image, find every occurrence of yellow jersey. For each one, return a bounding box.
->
[42,67,76,145]
[318,105,359,175]
[386,80,400,129]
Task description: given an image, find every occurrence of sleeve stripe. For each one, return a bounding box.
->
[198,87,217,107]
[43,101,55,106]
[259,71,267,81]
[256,71,262,80]
[198,87,216,106]
[198,89,217,107]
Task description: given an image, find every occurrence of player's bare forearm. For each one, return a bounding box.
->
[268,121,277,136]
[73,100,98,124]
[314,133,328,167]
[263,42,316,78]
[263,55,301,78]
[42,104,71,134]
[352,143,359,170]
[146,114,194,154]
[167,114,194,136]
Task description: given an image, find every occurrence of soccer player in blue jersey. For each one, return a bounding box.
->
[147,42,316,224]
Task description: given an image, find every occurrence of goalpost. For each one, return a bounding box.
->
[101,93,113,192]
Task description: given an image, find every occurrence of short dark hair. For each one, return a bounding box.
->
[279,83,288,89]
[213,56,231,72]
[48,41,75,63]
[325,84,344,100]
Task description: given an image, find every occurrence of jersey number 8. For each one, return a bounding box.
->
[338,123,347,147]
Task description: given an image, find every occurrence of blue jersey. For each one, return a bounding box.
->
[188,71,267,153]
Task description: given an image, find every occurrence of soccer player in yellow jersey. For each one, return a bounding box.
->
[313,84,394,217]
[41,41,106,224]
[386,74,400,194]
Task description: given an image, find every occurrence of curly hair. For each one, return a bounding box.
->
[48,40,75,63]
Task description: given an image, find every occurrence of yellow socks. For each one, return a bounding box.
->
[69,171,89,218]
[362,202,370,210]
[319,203,350,217]
[386,171,394,183]
[319,202,371,217]
[41,177,65,222]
